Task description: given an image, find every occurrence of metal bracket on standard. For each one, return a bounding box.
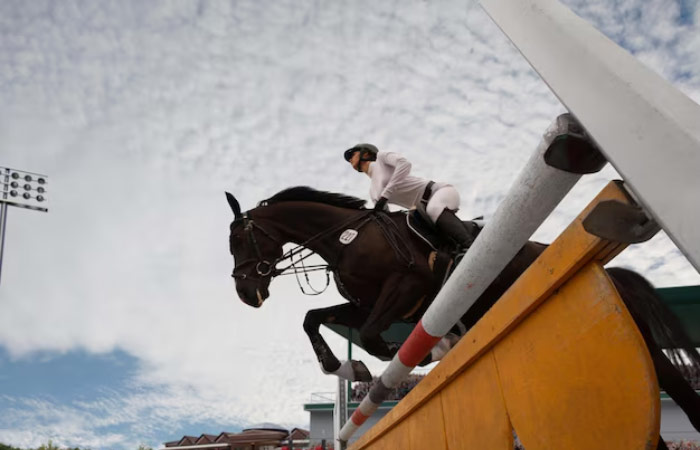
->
[582,197,660,244]
[544,134,608,174]
[543,114,607,175]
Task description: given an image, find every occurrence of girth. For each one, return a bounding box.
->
[421,180,435,204]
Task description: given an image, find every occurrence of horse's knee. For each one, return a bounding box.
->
[358,327,376,347]
[359,327,384,356]
[303,310,319,335]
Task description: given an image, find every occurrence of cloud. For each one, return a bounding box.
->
[0,0,698,448]
[1,395,129,449]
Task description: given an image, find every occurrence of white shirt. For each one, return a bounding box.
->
[367,152,440,209]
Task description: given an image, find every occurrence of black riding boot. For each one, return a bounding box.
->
[435,209,474,250]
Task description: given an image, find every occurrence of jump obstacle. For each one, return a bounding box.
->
[338,108,664,447]
[344,180,660,449]
[337,0,700,445]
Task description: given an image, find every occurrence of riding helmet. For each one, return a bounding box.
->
[343,143,379,162]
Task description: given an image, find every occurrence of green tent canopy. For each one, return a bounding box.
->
[324,285,700,358]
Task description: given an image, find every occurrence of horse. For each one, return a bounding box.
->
[226,186,700,448]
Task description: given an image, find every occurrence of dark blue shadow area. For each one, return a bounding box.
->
[0,347,247,448]
[0,347,138,402]
[678,0,695,26]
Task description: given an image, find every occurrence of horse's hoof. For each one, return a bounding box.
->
[430,337,452,362]
[445,332,461,347]
[417,354,433,367]
[351,360,373,382]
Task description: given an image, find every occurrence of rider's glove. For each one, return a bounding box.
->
[374,197,388,211]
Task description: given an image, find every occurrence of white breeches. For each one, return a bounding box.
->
[426,185,460,223]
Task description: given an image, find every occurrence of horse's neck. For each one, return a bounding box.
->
[255,202,361,254]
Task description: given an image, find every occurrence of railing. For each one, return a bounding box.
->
[309,392,336,404]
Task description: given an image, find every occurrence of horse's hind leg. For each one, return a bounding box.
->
[303,303,372,382]
[609,268,700,432]
[359,272,428,361]
[657,437,669,450]
[648,333,700,432]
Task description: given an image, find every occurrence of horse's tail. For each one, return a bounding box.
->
[607,267,700,376]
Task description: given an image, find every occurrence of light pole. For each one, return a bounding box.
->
[0,166,49,284]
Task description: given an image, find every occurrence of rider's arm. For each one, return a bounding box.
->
[379,152,412,201]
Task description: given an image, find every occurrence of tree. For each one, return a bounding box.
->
[0,443,24,450]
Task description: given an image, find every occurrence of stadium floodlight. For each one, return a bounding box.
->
[0,166,49,284]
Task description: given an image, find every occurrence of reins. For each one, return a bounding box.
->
[232,208,415,296]
[370,212,415,269]
[275,213,375,295]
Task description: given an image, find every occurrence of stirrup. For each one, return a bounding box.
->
[454,249,467,266]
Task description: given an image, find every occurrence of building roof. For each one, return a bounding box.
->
[195,435,217,444]
[178,436,198,446]
[163,427,309,449]
[222,429,289,445]
[242,422,287,433]
[289,428,310,440]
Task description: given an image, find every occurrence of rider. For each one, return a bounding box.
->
[344,143,474,250]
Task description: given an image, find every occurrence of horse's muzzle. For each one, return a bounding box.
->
[236,283,269,308]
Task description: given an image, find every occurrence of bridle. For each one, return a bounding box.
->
[231,211,352,295]
[230,213,283,281]
[231,208,414,296]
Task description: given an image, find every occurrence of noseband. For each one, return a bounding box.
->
[231,213,281,282]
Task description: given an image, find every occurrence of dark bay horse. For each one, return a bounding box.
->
[226,186,700,446]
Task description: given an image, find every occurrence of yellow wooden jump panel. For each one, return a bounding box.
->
[350,181,660,450]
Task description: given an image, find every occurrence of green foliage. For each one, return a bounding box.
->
[0,441,85,450]
[0,443,24,450]
[36,441,61,450]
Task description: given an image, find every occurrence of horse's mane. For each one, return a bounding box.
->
[261,186,367,210]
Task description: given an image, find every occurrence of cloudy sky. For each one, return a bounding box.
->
[1,0,699,448]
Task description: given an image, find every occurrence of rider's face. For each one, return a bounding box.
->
[349,151,361,171]
[349,151,370,173]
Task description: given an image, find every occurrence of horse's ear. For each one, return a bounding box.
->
[225,192,242,219]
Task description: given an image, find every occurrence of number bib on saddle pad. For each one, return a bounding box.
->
[339,229,359,245]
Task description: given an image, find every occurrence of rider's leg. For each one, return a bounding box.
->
[427,187,474,250]
[303,303,372,381]
[435,209,475,249]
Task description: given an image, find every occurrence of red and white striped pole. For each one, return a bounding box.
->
[338,114,598,444]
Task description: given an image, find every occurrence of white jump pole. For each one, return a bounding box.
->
[480,0,700,272]
[338,114,594,444]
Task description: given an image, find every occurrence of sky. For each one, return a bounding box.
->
[0,0,699,448]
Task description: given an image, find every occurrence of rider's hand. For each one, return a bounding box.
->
[374,197,388,211]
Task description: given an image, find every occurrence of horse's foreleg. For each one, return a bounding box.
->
[303,303,372,382]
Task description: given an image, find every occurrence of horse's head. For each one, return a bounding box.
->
[226,192,283,308]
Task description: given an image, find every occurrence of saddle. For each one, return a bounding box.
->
[406,203,483,252]
[405,204,484,299]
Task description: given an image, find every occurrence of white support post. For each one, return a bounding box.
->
[480,0,700,272]
[334,377,348,450]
